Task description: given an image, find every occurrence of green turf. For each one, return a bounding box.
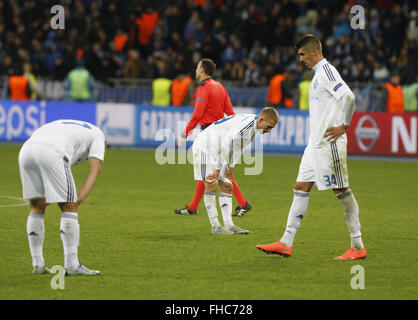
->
[0,144,417,300]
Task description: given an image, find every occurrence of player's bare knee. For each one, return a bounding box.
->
[205,181,218,193]
[333,187,350,195]
[220,182,233,194]
[29,198,47,214]
[294,182,313,193]
[58,202,78,213]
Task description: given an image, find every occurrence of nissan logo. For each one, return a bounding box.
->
[355,115,380,152]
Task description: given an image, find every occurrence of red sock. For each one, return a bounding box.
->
[232,177,247,207]
[188,180,205,210]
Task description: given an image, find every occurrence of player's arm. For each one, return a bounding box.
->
[217,118,254,171]
[77,157,102,205]
[320,69,355,141]
[205,135,238,185]
[226,136,245,169]
[324,88,356,142]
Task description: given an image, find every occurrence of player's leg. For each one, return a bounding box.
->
[177,152,251,217]
[19,143,50,274]
[58,202,80,271]
[219,178,249,234]
[204,176,221,228]
[204,180,232,235]
[333,187,366,260]
[205,176,235,234]
[38,148,99,275]
[334,187,364,250]
[192,148,229,233]
[256,181,313,257]
[27,198,50,274]
[280,181,313,246]
[257,146,315,256]
[326,140,366,260]
[58,202,100,275]
[218,179,233,228]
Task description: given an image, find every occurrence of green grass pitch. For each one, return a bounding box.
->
[0,144,416,300]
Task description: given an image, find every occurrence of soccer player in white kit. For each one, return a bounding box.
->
[193,107,278,234]
[257,35,367,260]
[18,119,105,275]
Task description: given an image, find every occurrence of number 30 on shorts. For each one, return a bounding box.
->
[323,174,337,187]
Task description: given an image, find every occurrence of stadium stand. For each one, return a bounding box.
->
[0,0,417,110]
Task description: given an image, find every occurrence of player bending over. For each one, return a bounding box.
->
[193,107,278,234]
[19,119,105,275]
[175,58,252,217]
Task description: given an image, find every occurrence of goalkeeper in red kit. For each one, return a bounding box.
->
[175,58,252,216]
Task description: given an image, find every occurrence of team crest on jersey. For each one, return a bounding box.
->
[313,79,318,89]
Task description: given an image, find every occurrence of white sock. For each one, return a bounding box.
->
[204,191,221,227]
[27,213,45,267]
[60,212,80,270]
[219,193,233,228]
[337,190,364,250]
[280,190,310,247]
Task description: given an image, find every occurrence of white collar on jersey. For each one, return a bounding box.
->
[312,58,327,73]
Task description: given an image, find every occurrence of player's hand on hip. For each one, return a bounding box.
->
[324,124,349,142]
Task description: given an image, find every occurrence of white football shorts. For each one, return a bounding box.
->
[192,140,230,184]
[296,140,349,190]
[18,142,77,203]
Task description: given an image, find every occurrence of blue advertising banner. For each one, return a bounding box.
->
[256,108,310,153]
[0,100,310,154]
[0,101,96,142]
[96,103,135,146]
[134,105,195,147]
[133,105,309,153]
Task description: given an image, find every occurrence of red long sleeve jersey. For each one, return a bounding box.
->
[183,78,234,137]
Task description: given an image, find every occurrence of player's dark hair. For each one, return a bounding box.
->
[200,58,216,76]
[295,35,322,53]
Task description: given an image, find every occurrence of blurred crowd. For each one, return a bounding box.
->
[0,0,417,88]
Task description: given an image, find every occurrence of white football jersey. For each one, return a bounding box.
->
[25,119,106,166]
[195,113,262,169]
[309,58,354,147]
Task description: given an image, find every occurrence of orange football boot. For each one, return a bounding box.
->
[256,240,293,258]
[334,247,367,260]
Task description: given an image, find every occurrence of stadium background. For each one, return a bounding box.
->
[0,0,417,157]
[0,0,417,301]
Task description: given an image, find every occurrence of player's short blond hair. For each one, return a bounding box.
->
[259,107,279,123]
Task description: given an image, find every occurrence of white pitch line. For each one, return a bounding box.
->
[0,195,28,208]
